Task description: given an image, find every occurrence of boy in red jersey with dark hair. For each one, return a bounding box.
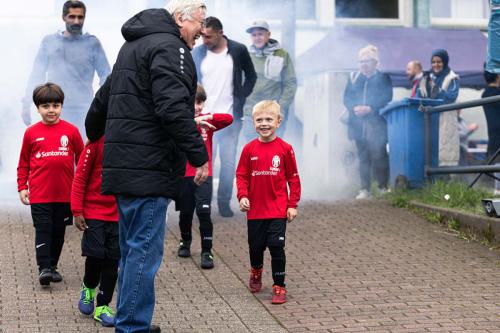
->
[71,135,119,327]
[176,84,233,269]
[236,100,301,304]
[17,82,84,286]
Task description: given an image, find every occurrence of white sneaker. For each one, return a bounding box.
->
[378,187,390,195]
[355,189,371,199]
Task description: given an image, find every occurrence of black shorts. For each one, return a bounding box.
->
[81,219,120,260]
[30,202,72,227]
[175,176,213,214]
[247,218,287,248]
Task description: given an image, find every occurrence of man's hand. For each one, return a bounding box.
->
[194,162,209,185]
[74,215,88,231]
[195,115,216,130]
[286,207,298,223]
[21,106,31,126]
[239,197,250,212]
[19,190,30,205]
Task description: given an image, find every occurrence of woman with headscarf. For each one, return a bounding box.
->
[343,44,393,199]
[419,49,460,167]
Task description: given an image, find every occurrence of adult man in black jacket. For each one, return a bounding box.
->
[192,16,256,217]
[85,2,208,332]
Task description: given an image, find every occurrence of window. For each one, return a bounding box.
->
[244,0,316,20]
[0,1,57,17]
[431,0,489,27]
[335,0,399,19]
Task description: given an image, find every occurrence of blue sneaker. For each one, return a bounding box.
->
[94,305,115,327]
[78,283,95,315]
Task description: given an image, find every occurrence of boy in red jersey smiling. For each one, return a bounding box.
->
[236,100,301,304]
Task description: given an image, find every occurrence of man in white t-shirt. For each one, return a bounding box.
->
[192,16,256,217]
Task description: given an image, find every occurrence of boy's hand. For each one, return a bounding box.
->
[239,197,250,212]
[19,190,30,205]
[287,208,298,223]
[74,215,88,231]
[195,115,216,130]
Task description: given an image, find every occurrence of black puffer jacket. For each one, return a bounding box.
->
[85,9,208,198]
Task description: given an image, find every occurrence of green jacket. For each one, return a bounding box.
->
[244,39,297,117]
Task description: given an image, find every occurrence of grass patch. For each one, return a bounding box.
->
[385,180,492,215]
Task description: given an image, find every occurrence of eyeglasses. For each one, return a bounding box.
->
[194,18,206,29]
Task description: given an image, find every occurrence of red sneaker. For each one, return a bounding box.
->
[271,285,287,304]
[249,267,263,293]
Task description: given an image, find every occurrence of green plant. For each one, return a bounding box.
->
[447,218,460,231]
[386,180,491,215]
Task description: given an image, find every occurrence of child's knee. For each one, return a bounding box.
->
[268,245,285,258]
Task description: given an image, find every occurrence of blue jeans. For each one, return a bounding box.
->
[487,10,500,74]
[115,196,170,333]
[213,120,242,205]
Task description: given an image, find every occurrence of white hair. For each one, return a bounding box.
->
[358,44,379,63]
[166,0,206,20]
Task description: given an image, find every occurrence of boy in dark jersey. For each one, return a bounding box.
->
[71,135,119,327]
[17,82,84,286]
[176,84,233,269]
[236,100,301,304]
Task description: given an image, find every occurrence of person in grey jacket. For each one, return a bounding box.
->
[21,0,110,138]
[243,20,297,141]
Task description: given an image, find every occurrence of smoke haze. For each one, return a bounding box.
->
[2,0,460,203]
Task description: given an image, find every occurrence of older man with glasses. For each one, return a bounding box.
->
[85,1,209,331]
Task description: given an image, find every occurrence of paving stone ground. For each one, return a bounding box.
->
[0,199,499,332]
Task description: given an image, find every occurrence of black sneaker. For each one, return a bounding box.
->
[151,324,161,333]
[39,268,52,286]
[218,203,234,218]
[200,252,214,269]
[177,240,191,258]
[51,266,63,282]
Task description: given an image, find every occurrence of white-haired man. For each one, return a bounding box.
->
[343,45,393,199]
[85,1,209,332]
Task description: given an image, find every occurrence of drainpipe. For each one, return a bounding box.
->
[414,0,431,28]
[281,0,296,60]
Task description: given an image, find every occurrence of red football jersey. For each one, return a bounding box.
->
[185,112,233,177]
[71,136,119,222]
[236,137,301,219]
[17,120,84,203]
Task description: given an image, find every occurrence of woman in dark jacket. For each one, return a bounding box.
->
[343,45,393,199]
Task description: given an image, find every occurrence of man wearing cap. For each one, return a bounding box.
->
[243,19,297,141]
[192,16,256,217]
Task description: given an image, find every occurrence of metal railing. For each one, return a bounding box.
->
[419,95,500,187]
